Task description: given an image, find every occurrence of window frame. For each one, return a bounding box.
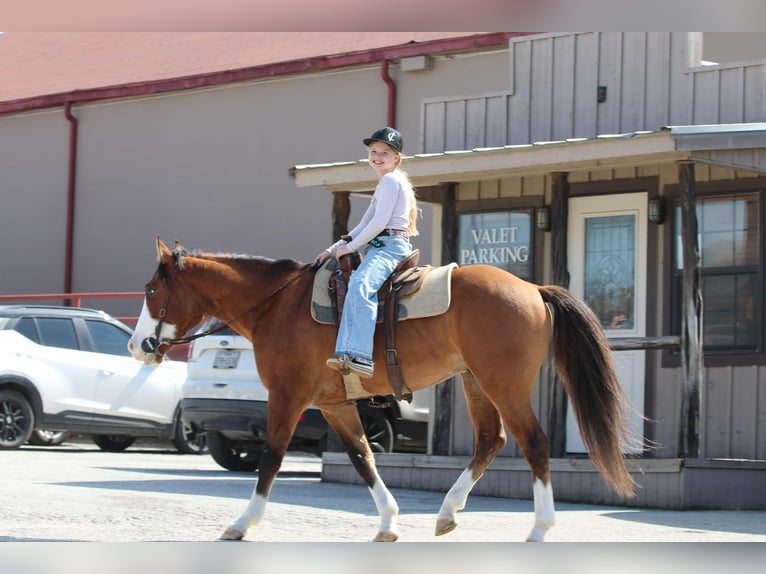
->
[663,176,766,367]
[455,196,544,284]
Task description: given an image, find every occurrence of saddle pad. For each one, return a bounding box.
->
[311,259,458,325]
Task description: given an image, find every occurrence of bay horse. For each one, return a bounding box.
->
[128,237,637,542]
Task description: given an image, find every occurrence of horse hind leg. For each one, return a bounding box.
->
[497,400,556,542]
[435,371,507,536]
[322,403,400,542]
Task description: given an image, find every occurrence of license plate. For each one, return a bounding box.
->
[213,349,240,369]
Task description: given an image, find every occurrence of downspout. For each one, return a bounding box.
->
[64,100,78,299]
[381,60,396,128]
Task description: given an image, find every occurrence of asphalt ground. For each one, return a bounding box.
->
[1,437,764,574]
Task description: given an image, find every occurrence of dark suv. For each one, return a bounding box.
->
[0,305,205,453]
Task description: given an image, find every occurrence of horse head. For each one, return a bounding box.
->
[128,236,206,365]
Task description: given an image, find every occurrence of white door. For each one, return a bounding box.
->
[566,192,647,454]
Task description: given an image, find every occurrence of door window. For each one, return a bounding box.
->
[36,318,79,350]
[584,214,636,331]
[85,320,132,356]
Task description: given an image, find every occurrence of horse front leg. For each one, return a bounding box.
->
[220,445,283,540]
[322,402,400,542]
[220,401,300,541]
[436,371,507,536]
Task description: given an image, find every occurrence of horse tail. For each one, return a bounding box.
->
[538,284,638,498]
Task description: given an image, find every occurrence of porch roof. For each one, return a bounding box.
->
[291,123,766,194]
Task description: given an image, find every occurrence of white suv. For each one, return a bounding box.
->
[0,305,205,453]
[181,318,429,471]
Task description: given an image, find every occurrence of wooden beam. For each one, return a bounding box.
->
[677,160,703,460]
[432,183,458,456]
[548,171,569,457]
[331,191,350,241]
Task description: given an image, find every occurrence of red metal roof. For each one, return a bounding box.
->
[0,32,520,113]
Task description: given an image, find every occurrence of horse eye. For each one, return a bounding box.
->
[145,287,156,297]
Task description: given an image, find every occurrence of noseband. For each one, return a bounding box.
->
[140,256,320,359]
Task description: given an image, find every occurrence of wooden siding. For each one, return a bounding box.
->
[444,163,766,462]
[422,32,766,153]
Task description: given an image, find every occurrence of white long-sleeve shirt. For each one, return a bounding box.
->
[345,170,410,252]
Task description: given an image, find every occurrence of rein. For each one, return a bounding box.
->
[141,259,320,358]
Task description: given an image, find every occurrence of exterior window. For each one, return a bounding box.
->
[458,210,533,280]
[673,193,761,352]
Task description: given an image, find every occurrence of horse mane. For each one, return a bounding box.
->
[171,247,305,275]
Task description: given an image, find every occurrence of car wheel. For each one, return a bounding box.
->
[0,390,34,449]
[27,429,69,446]
[207,431,260,472]
[93,434,136,451]
[359,406,394,453]
[172,418,208,454]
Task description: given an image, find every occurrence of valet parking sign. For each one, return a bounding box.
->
[458,211,532,280]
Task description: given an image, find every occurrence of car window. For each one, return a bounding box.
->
[13,317,40,343]
[37,317,79,350]
[85,319,131,356]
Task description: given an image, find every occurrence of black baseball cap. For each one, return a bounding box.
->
[363,127,403,153]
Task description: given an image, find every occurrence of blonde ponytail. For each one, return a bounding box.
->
[397,169,420,237]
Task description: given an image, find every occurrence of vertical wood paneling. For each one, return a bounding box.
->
[529,37,554,142]
[509,39,532,145]
[423,101,446,153]
[551,34,576,141]
[465,98,487,149]
[693,69,721,124]
[485,94,509,147]
[645,32,672,131]
[669,33,694,126]
[703,366,733,457]
[743,64,766,122]
[597,33,623,135]
[719,67,745,123]
[574,32,599,138]
[620,32,648,133]
[445,100,467,151]
[730,366,758,458]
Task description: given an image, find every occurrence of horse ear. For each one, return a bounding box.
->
[155,235,172,263]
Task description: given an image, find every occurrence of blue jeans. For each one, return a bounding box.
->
[335,235,412,362]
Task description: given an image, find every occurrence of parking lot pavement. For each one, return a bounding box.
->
[0,441,766,574]
[1,438,764,545]
[2,439,765,572]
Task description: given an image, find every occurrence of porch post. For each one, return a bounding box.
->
[677,160,703,459]
[548,171,569,457]
[331,191,351,241]
[432,182,458,455]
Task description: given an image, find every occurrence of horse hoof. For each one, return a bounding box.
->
[219,527,245,541]
[372,531,399,542]
[435,518,458,536]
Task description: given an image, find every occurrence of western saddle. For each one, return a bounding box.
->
[328,249,429,403]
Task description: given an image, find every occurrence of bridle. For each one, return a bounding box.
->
[140,255,320,360]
